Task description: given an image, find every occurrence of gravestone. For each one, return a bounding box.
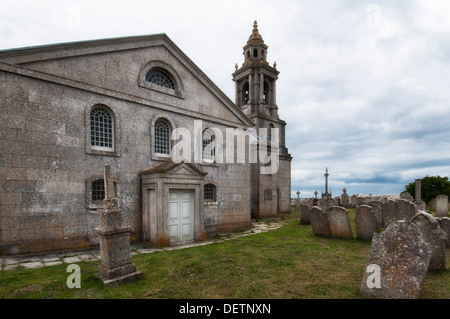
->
[96,165,143,285]
[360,220,431,299]
[326,206,353,239]
[321,197,335,212]
[341,188,350,208]
[300,205,311,225]
[401,192,414,202]
[436,195,449,217]
[355,205,380,240]
[428,198,436,211]
[397,199,418,221]
[368,201,383,230]
[310,206,331,237]
[437,217,450,248]
[381,200,397,228]
[411,211,447,271]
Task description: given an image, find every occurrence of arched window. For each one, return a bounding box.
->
[154,119,171,155]
[204,183,217,202]
[202,129,215,162]
[263,81,269,104]
[145,69,175,90]
[268,124,274,141]
[90,106,114,151]
[242,81,249,105]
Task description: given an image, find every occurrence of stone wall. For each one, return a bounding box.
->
[0,62,253,255]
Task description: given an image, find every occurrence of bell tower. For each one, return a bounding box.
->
[232,21,292,219]
[233,21,280,120]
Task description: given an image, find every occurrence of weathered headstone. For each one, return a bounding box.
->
[381,200,397,228]
[300,205,311,225]
[368,201,383,230]
[397,199,418,221]
[436,194,449,217]
[356,205,380,240]
[96,165,143,285]
[360,220,432,299]
[401,192,414,202]
[326,206,353,240]
[411,211,447,271]
[428,198,436,211]
[437,217,450,248]
[321,197,335,212]
[341,188,350,208]
[310,206,331,237]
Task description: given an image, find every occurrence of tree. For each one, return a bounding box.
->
[402,175,450,203]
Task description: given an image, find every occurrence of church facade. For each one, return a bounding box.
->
[0,22,292,256]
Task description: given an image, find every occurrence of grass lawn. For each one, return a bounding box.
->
[0,210,448,299]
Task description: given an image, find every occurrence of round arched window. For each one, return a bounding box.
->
[145,69,176,90]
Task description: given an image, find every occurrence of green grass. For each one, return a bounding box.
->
[0,210,448,299]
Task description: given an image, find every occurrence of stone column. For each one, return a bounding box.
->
[415,179,426,210]
[415,179,422,202]
[96,165,143,285]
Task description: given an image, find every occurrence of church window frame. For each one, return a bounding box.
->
[202,128,216,163]
[86,175,121,211]
[85,103,120,157]
[145,68,176,90]
[154,119,171,156]
[138,60,184,98]
[204,183,217,202]
[90,105,114,152]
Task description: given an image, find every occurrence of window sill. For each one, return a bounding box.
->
[204,201,218,206]
[87,149,120,157]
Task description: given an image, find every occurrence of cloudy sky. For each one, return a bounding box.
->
[1,0,450,198]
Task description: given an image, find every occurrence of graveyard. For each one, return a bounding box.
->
[0,208,448,299]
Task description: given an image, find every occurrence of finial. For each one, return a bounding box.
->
[235,63,238,71]
[273,61,277,68]
[254,20,258,27]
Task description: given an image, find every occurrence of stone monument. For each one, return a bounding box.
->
[411,211,447,271]
[360,220,431,299]
[436,194,449,217]
[96,165,143,285]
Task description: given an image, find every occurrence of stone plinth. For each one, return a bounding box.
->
[96,165,142,285]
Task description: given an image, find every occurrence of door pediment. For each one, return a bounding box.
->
[140,161,207,179]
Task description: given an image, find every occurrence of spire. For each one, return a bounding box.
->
[247,20,264,45]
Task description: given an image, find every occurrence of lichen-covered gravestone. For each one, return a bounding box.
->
[310,206,331,237]
[360,220,431,299]
[300,205,311,225]
[411,211,447,271]
[326,206,353,239]
[355,205,380,240]
[368,201,383,231]
[96,165,143,285]
[437,217,450,248]
[436,195,449,217]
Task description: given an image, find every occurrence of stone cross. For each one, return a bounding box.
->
[96,165,142,286]
[314,191,318,199]
[296,191,300,199]
[104,165,116,200]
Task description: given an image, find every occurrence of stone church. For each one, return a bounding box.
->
[0,22,292,256]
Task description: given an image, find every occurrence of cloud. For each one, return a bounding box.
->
[0,0,449,199]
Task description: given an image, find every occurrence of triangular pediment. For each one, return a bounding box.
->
[0,34,254,127]
[140,161,207,177]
